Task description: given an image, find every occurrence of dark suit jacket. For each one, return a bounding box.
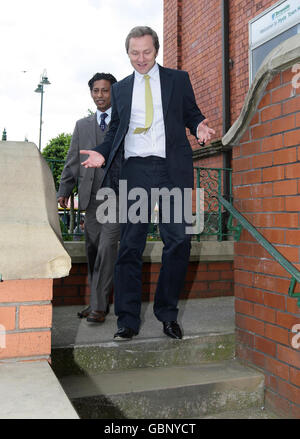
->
[94,64,205,189]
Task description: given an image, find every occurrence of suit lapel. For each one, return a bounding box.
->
[118,73,134,127]
[158,65,174,121]
[86,114,97,147]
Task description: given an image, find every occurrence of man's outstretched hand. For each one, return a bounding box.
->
[197,119,216,146]
[80,150,105,168]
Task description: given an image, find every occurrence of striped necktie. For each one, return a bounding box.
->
[100,112,108,131]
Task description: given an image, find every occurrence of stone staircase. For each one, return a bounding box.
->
[50,297,276,419]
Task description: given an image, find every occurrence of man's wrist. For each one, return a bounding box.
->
[196,123,205,146]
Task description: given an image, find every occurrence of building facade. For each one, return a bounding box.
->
[164,0,300,418]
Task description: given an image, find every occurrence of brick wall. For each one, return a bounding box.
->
[163,0,300,418]
[163,0,182,70]
[0,280,52,362]
[233,67,300,418]
[163,0,279,165]
[53,261,234,306]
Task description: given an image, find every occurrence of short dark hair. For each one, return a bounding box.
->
[88,73,117,90]
[125,26,160,54]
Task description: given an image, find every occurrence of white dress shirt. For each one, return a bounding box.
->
[96,107,112,126]
[124,63,166,159]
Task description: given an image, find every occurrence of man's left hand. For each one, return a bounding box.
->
[197,119,216,146]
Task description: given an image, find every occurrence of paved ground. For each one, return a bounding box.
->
[0,361,79,419]
[52,296,235,347]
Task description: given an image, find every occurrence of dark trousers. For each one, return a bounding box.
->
[114,156,191,333]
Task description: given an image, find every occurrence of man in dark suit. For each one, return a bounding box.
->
[81,27,215,340]
[58,72,120,324]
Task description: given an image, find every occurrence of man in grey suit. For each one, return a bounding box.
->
[57,72,120,323]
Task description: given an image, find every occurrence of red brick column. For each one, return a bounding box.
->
[233,67,300,418]
[0,280,52,362]
[163,0,182,69]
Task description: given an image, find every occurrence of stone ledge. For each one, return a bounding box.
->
[192,139,224,160]
[0,361,79,419]
[0,141,71,280]
[222,33,300,148]
[64,240,234,264]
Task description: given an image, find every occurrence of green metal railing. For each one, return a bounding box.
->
[219,195,300,307]
[46,158,65,191]
[45,158,234,241]
[194,166,233,241]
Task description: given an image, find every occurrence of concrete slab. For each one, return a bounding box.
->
[64,240,234,263]
[0,361,79,419]
[59,359,263,398]
[200,407,280,419]
[58,359,265,419]
[0,141,71,280]
[51,296,235,348]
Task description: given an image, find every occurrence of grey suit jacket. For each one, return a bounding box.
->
[58,114,107,210]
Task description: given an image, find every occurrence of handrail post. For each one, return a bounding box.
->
[196,168,201,242]
[288,278,300,307]
[218,169,222,241]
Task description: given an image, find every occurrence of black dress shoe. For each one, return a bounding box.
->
[163,321,183,339]
[114,327,138,341]
[77,306,91,318]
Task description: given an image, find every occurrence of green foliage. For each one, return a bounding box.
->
[87,108,95,116]
[59,218,73,241]
[42,133,72,190]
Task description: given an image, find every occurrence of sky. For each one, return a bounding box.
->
[0,0,163,149]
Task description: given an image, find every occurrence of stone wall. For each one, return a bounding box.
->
[0,142,70,362]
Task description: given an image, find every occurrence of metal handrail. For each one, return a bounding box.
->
[194,166,233,241]
[45,159,235,241]
[218,195,300,307]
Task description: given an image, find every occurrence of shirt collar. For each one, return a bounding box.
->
[96,107,111,123]
[134,62,159,82]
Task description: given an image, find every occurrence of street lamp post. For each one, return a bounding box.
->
[35,70,51,151]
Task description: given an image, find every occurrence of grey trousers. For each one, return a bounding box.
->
[84,194,120,312]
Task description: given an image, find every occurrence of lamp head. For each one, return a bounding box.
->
[34,84,43,93]
[41,76,51,85]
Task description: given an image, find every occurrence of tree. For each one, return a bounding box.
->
[42,133,71,190]
[42,133,77,236]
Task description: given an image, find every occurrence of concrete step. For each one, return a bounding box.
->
[199,407,279,419]
[51,332,235,377]
[58,359,265,419]
[51,297,235,377]
[0,361,78,419]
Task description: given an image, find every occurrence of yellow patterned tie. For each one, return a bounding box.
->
[134,74,153,134]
